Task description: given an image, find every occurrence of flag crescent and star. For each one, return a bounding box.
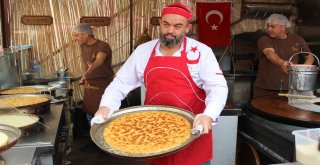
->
[205,10,223,31]
[196,2,231,47]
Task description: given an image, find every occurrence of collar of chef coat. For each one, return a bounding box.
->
[154,39,185,57]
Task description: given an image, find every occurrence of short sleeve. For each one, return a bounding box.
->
[257,36,273,52]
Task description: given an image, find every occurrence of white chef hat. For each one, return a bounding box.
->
[265,14,291,28]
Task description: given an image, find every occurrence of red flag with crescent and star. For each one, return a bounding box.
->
[196,2,231,47]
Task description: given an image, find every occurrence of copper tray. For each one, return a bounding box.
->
[0,94,52,110]
[0,85,52,95]
[0,114,39,129]
[0,124,22,153]
[90,105,199,159]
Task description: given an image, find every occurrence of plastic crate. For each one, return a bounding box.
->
[292,128,320,165]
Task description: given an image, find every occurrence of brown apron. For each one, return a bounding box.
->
[83,77,113,114]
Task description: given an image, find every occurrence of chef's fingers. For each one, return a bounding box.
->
[87,61,92,66]
[281,61,289,74]
[90,115,105,126]
[193,115,212,134]
[201,119,212,134]
[95,106,109,120]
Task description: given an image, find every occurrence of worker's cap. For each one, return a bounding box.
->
[161,2,192,21]
[73,23,94,35]
[265,14,291,28]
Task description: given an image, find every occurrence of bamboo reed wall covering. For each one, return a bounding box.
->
[6,0,232,100]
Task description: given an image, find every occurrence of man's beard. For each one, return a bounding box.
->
[159,33,185,46]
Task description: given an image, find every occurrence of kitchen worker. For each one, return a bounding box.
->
[72,23,114,124]
[254,14,314,98]
[92,2,228,165]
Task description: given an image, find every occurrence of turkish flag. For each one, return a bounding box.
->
[196,2,231,47]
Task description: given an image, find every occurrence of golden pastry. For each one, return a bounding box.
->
[103,111,191,155]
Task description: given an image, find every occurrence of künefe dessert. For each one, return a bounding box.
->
[0,88,41,94]
[0,96,48,107]
[103,111,191,155]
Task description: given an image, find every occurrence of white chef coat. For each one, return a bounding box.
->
[100,37,228,120]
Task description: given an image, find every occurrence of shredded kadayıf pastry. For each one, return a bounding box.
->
[0,88,41,94]
[0,96,48,107]
[103,111,191,155]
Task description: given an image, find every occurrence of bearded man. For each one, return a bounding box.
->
[92,2,228,165]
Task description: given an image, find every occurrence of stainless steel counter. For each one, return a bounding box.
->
[0,103,65,165]
[211,103,241,165]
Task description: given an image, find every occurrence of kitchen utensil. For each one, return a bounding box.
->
[90,105,200,159]
[0,124,22,153]
[0,114,40,129]
[0,99,50,129]
[48,80,67,89]
[288,52,319,91]
[57,70,68,78]
[0,94,52,114]
[0,94,52,109]
[0,85,52,95]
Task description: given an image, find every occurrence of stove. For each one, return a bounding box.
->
[0,104,65,165]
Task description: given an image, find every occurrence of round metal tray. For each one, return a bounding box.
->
[0,94,52,110]
[0,85,52,95]
[90,105,198,159]
[0,114,39,129]
[0,124,22,153]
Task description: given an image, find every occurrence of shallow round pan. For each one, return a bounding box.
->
[0,124,22,153]
[0,85,52,95]
[0,114,39,129]
[0,94,52,109]
[90,105,199,159]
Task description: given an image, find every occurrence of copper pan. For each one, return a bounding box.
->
[90,105,200,159]
[0,85,53,95]
[0,94,52,108]
[0,114,40,130]
[0,94,53,114]
[0,124,22,153]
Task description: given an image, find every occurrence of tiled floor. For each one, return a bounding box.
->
[66,134,148,165]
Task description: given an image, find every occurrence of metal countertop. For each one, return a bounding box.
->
[0,103,64,165]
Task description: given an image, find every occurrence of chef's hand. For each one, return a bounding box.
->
[193,114,212,134]
[90,106,110,126]
[80,61,93,85]
[281,60,292,74]
[79,76,85,85]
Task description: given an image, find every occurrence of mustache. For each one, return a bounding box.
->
[164,33,176,38]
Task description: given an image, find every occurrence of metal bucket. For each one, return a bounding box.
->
[288,52,319,91]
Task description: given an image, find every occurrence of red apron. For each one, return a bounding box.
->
[144,38,213,165]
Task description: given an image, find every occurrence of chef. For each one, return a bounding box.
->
[92,2,228,165]
[72,23,114,124]
[254,14,315,98]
